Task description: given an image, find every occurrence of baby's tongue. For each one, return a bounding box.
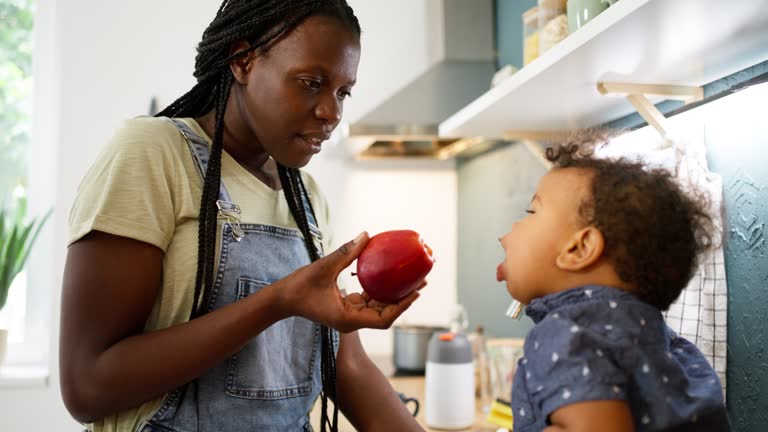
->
[496,263,504,282]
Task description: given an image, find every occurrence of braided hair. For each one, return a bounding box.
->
[156,2,360,431]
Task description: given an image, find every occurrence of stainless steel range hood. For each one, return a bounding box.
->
[346,0,497,159]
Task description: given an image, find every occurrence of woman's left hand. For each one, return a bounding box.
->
[335,289,422,331]
[273,232,423,333]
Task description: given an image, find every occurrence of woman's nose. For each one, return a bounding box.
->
[315,93,342,126]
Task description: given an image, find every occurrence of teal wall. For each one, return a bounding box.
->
[456,143,544,338]
[495,0,537,69]
[703,96,768,432]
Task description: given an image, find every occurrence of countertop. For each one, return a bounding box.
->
[309,355,504,431]
[388,375,503,432]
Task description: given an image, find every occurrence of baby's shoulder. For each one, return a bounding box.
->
[528,304,665,355]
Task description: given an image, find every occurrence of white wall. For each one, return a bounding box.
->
[0,1,457,430]
[308,0,458,355]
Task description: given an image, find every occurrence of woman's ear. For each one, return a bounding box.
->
[229,41,254,85]
[555,226,605,271]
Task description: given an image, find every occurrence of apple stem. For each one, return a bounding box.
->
[350,272,357,277]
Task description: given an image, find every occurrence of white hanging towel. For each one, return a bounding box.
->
[661,138,728,398]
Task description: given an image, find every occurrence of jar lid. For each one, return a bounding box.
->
[522,6,540,24]
[538,0,567,10]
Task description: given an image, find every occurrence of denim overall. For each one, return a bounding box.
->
[139,119,330,431]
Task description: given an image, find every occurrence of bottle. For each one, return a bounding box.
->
[470,326,493,414]
[522,6,541,66]
[448,304,469,334]
[468,326,483,395]
[425,331,475,430]
[538,0,568,54]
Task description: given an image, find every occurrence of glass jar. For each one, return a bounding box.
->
[522,6,541,66]
[538,0,569,53]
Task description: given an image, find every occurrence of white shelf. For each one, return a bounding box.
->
[439,0,768,138]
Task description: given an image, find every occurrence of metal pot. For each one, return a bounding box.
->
[393,325,448,374]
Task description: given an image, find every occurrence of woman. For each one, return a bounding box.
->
[59,1,423,431]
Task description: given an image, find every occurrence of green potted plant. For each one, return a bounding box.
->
[0,194,51,365]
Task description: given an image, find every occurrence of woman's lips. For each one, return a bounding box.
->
[296,134,322,154]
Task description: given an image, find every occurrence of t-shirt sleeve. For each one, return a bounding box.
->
[68,117,181,252]
[521,316,628,419]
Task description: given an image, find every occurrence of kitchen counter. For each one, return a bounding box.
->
[389,375,502,432]
[309,355,505,431]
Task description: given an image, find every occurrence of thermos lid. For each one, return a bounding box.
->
[427,332,472,364]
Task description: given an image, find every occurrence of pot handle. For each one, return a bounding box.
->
[397,392,420,417]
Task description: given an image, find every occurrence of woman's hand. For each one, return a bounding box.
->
[275,232,422,332]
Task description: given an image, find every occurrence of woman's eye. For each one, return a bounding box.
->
[338,90,352,100]
[301,79,321,90]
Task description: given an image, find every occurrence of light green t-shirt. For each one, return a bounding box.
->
[68,116,333,432]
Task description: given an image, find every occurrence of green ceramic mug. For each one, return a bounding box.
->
[567,0,612,33]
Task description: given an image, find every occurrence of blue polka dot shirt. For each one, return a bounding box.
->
[511,286,728,431]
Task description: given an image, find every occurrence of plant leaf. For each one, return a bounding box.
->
[0,207,7,247]
[0,223,20,310]
[13,194,27,226]
[11,219,35,274]
[0,193,52,311]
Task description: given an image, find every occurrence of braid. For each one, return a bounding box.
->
[156,2,361,430]
[199,72,233,316]
[294,171,340,430]
[279,165,340,431]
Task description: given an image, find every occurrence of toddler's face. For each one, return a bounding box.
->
[497,168,591,304]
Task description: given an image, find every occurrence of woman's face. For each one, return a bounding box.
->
[235,15,360,168]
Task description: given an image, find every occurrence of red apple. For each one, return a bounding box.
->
[356,230,435,303]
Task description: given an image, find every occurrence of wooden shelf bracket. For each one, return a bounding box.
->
[597,81,704,145]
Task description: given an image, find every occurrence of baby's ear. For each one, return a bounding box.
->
[555,226,605,271]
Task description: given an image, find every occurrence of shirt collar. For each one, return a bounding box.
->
[525,285,640,323]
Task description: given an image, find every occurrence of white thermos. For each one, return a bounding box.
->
[425,331,475,430]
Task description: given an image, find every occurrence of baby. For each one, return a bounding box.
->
[497,142,728,431]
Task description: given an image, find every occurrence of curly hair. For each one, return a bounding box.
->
[544,137,715,310]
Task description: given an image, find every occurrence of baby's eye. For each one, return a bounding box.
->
[524,209,535,215]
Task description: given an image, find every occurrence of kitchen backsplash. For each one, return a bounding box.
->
[456,141,546,339]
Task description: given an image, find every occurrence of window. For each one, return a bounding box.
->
[1,0,53,366]
[0,0,33,195]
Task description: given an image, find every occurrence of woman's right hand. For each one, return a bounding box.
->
[274,231,422,333]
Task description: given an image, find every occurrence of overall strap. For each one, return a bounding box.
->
[167,118,244,241]
[298,182,323,253]
[168,118,233,203]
